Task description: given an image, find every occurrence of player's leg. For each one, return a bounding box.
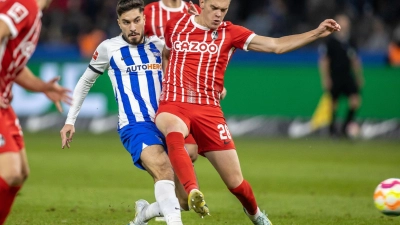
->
[0,109,27,225]
[174,134,199,210]
[156,103,208,217]
[119,123,182,225]
[0,152,24,225]
[155,108,199,194]
[184,134,199,163]
[328,87,340,136]
[204,150,272,225]
[341,82,361,135]
[140,145,182,225]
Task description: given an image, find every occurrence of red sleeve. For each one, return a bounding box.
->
[164,17,173,49]
[164,14,185,49]
[229,23,255,51]
[143,4,153,36]
[0,0,36,38]
[195,4,201,13]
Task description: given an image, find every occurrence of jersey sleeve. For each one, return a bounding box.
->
[193,4,201,14]
[230,24,255,51]
[0,0,35,38]
[144,4,154,36]
[164,17,174,50]
[88,41,109,75]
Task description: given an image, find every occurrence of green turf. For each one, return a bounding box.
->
[6,132,400,225]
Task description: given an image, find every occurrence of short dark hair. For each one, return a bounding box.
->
[116,0,144,17]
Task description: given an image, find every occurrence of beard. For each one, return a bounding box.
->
[124,32,144,45]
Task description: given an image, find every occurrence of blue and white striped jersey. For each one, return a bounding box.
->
[89,35,164,129]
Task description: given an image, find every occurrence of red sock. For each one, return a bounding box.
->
[229,180,258,215]
[0,177,21,225]
[166,132,198,194]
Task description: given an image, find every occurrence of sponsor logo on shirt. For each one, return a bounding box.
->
[173,41,218,54]
[126,63,162,73]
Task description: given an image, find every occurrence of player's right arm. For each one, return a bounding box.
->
[0,18,11,39]
[60,41,109,149]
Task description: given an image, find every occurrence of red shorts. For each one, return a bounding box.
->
[185,134,197,145]
[0,107,24,153]
[157,101,235,155]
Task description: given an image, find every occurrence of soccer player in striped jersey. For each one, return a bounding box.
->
[60,0,183,224]
[144,0,203,213]
[144,0,201,39]
[0,1,71,224]
[155,0,341,223]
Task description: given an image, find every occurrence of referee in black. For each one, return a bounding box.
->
[319,13,364,137]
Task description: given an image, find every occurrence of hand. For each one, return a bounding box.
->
[44,77,72,113]
[221,87,227,100]
[188,1,199,16]
[315,19,341,38]
[0,97,7,108]
[60,124,75,149]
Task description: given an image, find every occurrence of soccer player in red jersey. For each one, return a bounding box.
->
[155,0,341,223]
[144,0,201,39]
[0,0,71,224]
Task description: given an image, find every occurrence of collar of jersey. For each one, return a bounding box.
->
[190,15,212,31]
[159,0,185,12]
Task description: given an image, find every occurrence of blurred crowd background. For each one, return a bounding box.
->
[39,0,400,62]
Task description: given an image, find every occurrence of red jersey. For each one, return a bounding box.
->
[0,0,41,105]
[161,14,255,106]
[144,1,201,39]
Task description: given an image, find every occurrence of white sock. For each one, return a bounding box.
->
[143,202,162,221]
[155,180,183,225]
[245,207,261,221]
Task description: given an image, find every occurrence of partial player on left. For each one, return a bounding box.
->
[0,0,72,224]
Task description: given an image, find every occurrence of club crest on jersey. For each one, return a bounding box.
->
[93,51,99,60]
[173,41,218,54]
[211,30,218,40]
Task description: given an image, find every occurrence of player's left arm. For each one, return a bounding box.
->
[248,19,341,54]
[14,67,72,112]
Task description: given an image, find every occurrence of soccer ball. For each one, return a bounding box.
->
[373,178,400,216]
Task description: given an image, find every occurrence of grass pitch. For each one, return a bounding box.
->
[6,132,400,225]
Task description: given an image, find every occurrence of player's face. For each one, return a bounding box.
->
[199,0,230,30]
[118,9,145,45]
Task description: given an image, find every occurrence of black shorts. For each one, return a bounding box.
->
[330,79,359,100]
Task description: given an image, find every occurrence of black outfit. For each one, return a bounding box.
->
[323,37,359,100]
[320,36,360,136]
